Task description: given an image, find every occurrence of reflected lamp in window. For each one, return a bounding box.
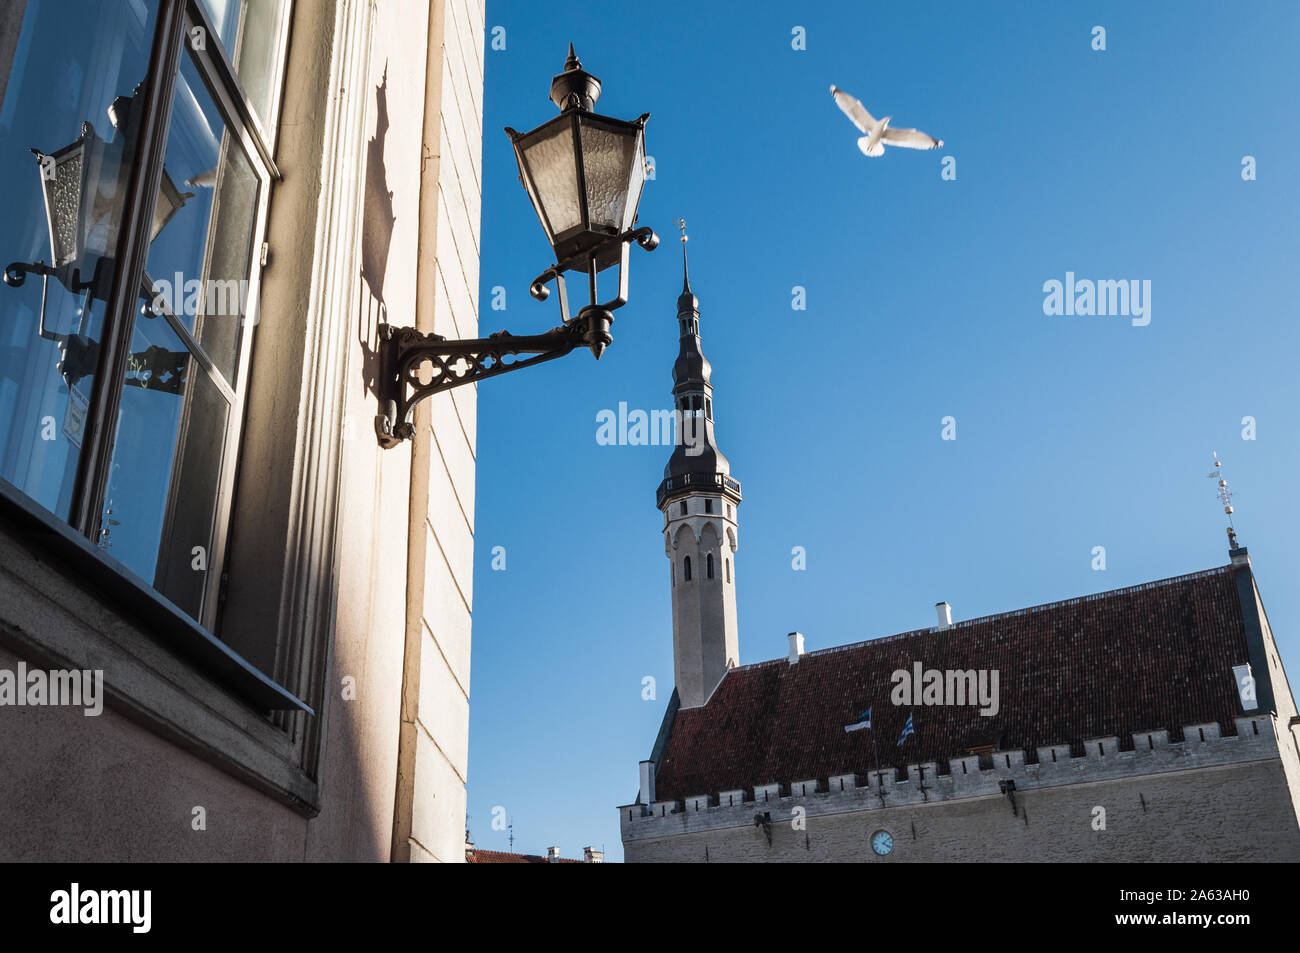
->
[0,0,287,632]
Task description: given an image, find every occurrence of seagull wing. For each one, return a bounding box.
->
[830,86,877,134]
[881,126,943,150]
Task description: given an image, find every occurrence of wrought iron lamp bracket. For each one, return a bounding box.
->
[374,225,657,448]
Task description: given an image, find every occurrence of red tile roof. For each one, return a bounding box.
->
[467,849,582,864]
[653,566,1252,802]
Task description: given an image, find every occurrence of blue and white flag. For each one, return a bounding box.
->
[897,712,914,746]
[844,708,872,733]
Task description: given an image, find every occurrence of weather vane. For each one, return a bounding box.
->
[1209,451,1239,549]
[674,217,688,242]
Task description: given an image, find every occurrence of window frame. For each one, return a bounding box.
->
[0,0,302,710]
[35,0,279,632]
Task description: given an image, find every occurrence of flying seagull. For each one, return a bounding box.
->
[830,85,943,157]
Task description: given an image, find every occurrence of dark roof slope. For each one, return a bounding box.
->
[654,566,1251,802]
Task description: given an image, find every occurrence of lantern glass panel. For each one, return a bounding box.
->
[520,120,581,238]
[42,147,87,266]
[578,119,642,233]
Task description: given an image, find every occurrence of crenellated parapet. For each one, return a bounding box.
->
[620,716,1279,839]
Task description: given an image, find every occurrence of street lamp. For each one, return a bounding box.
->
[374,45,658,448]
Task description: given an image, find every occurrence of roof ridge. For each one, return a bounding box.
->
[729,564,1233,672]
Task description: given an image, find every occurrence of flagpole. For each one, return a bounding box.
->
[869,720,881,788]
[912,709,925,798]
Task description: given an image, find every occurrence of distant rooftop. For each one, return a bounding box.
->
[653,564,1254,802]
[466,848,583,864]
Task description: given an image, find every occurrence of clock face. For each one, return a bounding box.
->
[871,830,894,856]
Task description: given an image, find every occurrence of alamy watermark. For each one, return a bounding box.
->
[0,663,103,716]
[1042,271,1151,327]
[596,402,705,455]
[150,272,252,322]
[891,661,999,716]
[50,884,150,933]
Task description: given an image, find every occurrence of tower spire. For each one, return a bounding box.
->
[676,217,692,295]
[656,227,741,709]
[674,218,697,317]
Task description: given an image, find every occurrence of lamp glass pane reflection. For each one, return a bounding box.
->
[578,118,643,232]
[518,120,581,240]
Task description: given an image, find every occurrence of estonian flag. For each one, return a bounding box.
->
[897,712,914,746]
[844,708,872,733]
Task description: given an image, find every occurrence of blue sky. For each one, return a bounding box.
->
[468,1,1300,861]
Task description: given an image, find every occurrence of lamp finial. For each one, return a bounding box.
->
[550,44,600,111]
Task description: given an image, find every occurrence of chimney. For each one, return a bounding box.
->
[787,631,805,664]
[936,602,952,630]
[639,759,656,805]
[583,846,604,864]
[546,846,561,863]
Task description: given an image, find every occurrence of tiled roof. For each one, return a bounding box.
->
[654,566,1252,802]
[467,849,582,864]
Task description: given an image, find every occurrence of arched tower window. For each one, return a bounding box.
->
[683,556,691,581]
[707,553,714,579]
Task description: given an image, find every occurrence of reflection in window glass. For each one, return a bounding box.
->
[0,0,158,518]
[146,50,259,385]
[198,0,290,131]
[104,45,259,620]
[100,317,230,619]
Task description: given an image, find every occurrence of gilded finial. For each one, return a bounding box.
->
[1209,452,1239,549]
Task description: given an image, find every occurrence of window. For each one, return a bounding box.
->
[706,552,713,579]
[704,498,712,514]
[725,558,730,583]
[679,500,687,516]
[0,0,288,630]
[683,555,691,581]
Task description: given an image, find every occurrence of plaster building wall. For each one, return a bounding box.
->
[625,759,1299,863]
[622,718,1300,862]
[0,0,483,862]
[392,0,483,864]
[1241,562,1300,836]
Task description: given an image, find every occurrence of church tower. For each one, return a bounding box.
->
[656,237,741,709]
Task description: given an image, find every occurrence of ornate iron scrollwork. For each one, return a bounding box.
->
[374,225,657,448]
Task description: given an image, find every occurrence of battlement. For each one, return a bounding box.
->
[619,716,1278,840]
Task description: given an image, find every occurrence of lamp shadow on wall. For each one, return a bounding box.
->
[358,62,394,400]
